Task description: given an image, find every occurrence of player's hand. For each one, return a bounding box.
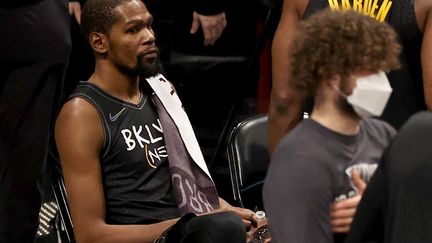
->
[190,11,227,46]
[217,198,257,231]
[69,1,82,24]
[330,170,367,233]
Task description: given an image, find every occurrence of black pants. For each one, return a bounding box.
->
[0,0,71,242]
[347,111,432,243]
[162,212,246,243]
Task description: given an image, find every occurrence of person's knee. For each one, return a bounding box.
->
[210,211,245,235]
[186,212,245,243]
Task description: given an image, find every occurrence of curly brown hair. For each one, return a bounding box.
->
[290,9,401,96]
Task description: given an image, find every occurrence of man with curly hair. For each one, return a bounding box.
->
[269,0,432,154]
[268,0,432,239]
[263,10,400,243]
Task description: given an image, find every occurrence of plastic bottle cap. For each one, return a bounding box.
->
[255,210,266,219]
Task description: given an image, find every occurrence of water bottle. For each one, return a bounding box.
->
[250,210,271,243]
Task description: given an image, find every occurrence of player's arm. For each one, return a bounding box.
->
[416,0,432,110]
[55,98,178,243]
[268,0,307,154]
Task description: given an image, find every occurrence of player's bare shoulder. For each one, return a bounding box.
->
[414,0,432,32]
[58,97,99,125]
[296,0,309,17]
[56,97,104,148]
[283,0,308,17]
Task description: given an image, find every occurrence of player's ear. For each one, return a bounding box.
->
[90,32,108,55]
[326,74,341,87]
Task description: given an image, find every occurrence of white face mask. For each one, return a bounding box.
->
[334,71,393,118]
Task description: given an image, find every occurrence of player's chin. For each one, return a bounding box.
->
[138,54,157,66]
[137,58,163,78]
[138,50,158,62]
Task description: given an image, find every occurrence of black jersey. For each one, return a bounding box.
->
[70,82,180,224]
[303,0,425,129]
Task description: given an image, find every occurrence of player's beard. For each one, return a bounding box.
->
[136,55,163,79]
[337,77,359,119]
[112,54,163,78]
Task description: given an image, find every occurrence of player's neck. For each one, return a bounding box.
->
[311,102,360,135]
[90,63,141,104]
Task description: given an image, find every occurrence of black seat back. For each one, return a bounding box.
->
[52,166,76,243]
[227,114,270,210]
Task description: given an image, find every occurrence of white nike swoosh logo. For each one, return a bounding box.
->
[109,108,126,122]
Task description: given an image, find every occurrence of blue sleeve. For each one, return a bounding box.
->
[263,147,334,243]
